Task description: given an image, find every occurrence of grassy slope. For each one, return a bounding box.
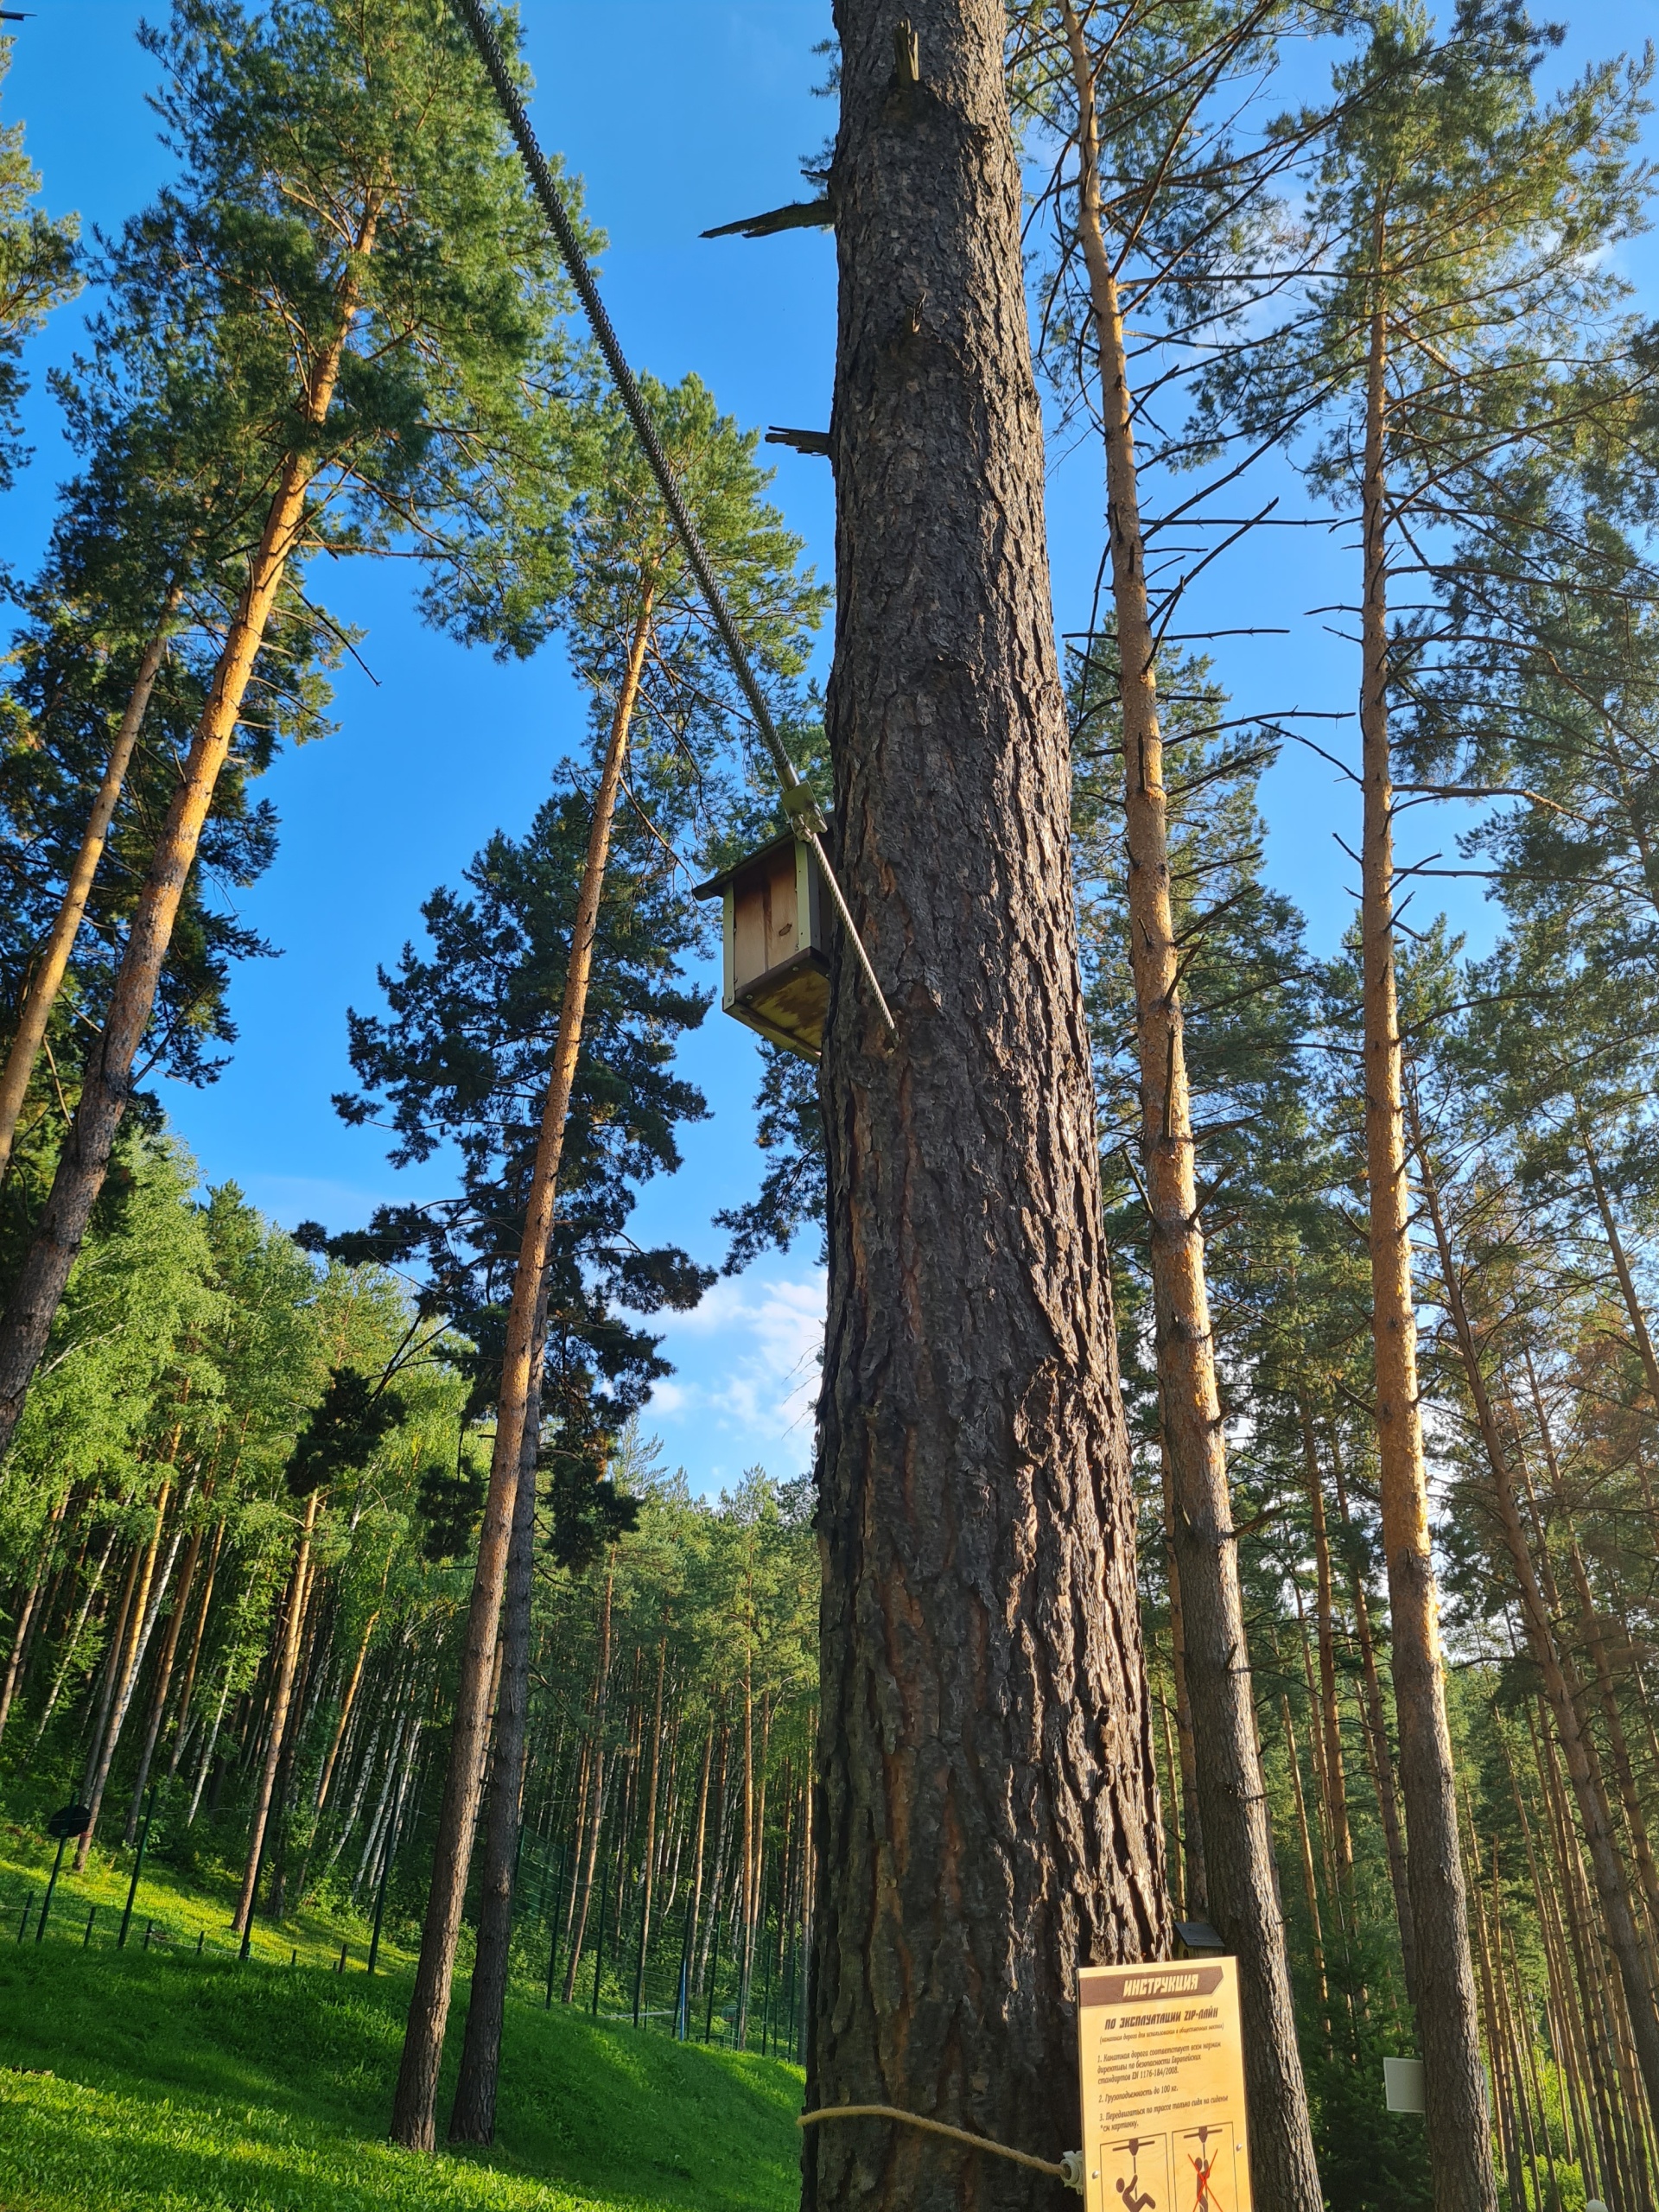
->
[0,1944,804,2212]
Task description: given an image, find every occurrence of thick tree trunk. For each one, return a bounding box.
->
[0,227,375,1461]
[1057,8,1319,2192]
[1411,1100,1659,2131]
[808,10,1165,2209]
[1357,301,1497,2212]
[392,591,653,2149]
[232,1489,318,1933]
[0,594,181,1186]
[448,1344,543,2144]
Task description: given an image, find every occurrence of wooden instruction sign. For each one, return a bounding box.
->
[1077,1958,1252,2212]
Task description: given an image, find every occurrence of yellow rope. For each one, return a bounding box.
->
[798,2104,1071,2183]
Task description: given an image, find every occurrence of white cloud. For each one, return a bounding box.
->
[640,1268,826,1495]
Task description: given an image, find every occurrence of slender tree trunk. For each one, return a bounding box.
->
[632,1628,668,2029]
[232,1490,319,1933]
[1578,1117,1659,1409]
[167,1518,221,1781]
[0,594,181,1186]
[1058,6,1319,2190]
[393,589,654,2150]
[447,1354,542,2139]
[1330,1427,1417,2005]
[1283,1694,1331,2022]
[1300,1411,1356,1909]
[1357,296,1497,2212]
[562,1562,617,2005]
[0,1491,65,1743]
[75,1478,178,1868]
[1412,1102,1659,2132]
[1157,1428,1206,1916]
[686,1713,715,1982]
[124,1516,204,1842]
[315,1606,379,1814]
[810,10,1165,2209]
[0,217,376,1459]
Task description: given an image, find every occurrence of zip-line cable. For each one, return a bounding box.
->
[448,0,895,1038]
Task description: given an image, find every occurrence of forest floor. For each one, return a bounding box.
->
[0,1936,804,2212]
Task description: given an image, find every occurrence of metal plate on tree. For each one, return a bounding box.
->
[1077,1957,1252,2212]
[47,1802,92,1839]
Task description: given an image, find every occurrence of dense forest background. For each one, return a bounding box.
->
[5,0,1659,2205]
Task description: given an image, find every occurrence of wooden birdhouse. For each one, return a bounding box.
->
[694,830,830,1060]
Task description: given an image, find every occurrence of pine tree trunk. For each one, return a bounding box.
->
[1057,8,1320,2190]
[632,1630,668,2029]
[809,10,1165,2206]
[167,1519,222,1781]
[448,1344,543,2144]
[124,1516,204,1842]
[1412,1103,1659,2131]
[1156,1432,1205,1916]
[0,593,181,1185]
[232,1490,318,1933]
[1329,1423,1417,2003]
[75,1478,179,1868]
[0,1491,65,1743]
[1299,1415,1356,1911]
[392,591,653,2150]
[1282,1693,1330,2022]
[0,219,376,1460]
[1357,299,1497,2212]
[562,1563,617,2005]
[315,1605,379,1814]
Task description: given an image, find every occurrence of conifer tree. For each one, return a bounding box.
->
[804,9,1163,2209]
[1193,6,1654,2190]
[0,32,78,494]
[0,0,587,1461]
[390,375,822,2150]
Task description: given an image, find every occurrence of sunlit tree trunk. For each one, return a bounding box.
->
[1358,298,1497,2212]
[393,590,653,2148]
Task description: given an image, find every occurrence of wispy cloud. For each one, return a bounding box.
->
[642,1269,825,1494]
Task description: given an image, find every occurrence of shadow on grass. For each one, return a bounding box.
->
[0,1945,803,2212]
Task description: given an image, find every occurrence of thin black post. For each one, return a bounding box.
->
[704,1911,720,2044]
[142,1918,153,1950]
[590,1844,610,2018]
[118,1787,156,1950]
[336,1941,347,1973]
[196,1929,204,1955]
[16,1896,31,1942]
[84,1906,97,1948]
[238,1815,266,1963]
[35,1834,67,1942]
[676,1891,694,2040]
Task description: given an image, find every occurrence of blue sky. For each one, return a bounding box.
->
[3,0,1655,1494]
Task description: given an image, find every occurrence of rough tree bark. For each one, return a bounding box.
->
[1358,300,1497,2212]
[807,9,1166,2211]
[391,589,653,2148]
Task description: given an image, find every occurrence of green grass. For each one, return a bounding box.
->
[0,1942,806,2212]
[0,1806,410,1972]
